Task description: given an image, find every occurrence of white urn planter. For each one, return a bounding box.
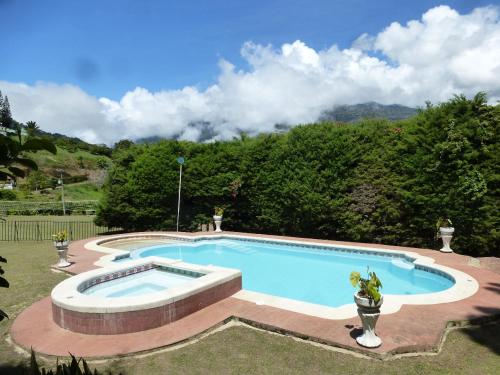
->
[213,215,223,232]
[54,241,71,268]
[354,294,383,348]
[439,227,455,253]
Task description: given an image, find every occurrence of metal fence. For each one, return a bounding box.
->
[0,220,122,241]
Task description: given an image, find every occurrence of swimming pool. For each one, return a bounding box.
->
[128,238,455,308]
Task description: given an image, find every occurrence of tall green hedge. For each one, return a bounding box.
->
[96,94,500,256]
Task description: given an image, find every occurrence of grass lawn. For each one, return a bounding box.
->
[1,242,499,375]
[62,182,103,201]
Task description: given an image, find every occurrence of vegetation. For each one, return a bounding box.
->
[29,350,111,375]
[0,201,99,216]
[214,206,225,216]
[350,268,383,303]
[52,230,68,243]
[0,255,7,322]
[97,94,499,257]
[1,241,499,374]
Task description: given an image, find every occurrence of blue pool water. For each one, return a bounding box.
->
[129,239,454,308]
[82,269,196,298]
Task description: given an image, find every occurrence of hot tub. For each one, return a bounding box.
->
[51,257,241,334]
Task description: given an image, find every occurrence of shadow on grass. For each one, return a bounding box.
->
[460,320,500,356]
[463,282,500,356]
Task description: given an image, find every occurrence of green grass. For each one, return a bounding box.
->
[62,182,103,201]
[0,242,499,375]
[26,146,110,172]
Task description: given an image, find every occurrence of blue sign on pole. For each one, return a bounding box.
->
[177,156,185,165]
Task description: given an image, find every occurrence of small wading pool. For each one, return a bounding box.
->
[51,260,242,334]
[82,267,202,298]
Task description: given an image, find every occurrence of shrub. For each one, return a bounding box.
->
[0,190,17,200]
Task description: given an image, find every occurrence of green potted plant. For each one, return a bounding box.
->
[349,268,383,348]
[213,207,224,232]
[52,230,71,267]
[436,218,454,253]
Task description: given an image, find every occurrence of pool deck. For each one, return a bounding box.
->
[10,231,500,359]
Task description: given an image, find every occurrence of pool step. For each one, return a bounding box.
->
[391,258,415,270]
[224,241,259,254]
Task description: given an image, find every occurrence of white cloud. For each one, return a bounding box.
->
[1,5,500,144]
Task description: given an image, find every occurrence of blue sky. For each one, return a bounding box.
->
[1,0,494,99]
[1,1,499,144]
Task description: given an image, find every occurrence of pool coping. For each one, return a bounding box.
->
[83,232,479,320]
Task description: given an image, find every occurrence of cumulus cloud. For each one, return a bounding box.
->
[2,5,500,144]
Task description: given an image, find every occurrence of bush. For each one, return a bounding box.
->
[0,190,17,200]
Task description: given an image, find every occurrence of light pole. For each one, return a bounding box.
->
[57,169,66,216]
[176,157,185,232]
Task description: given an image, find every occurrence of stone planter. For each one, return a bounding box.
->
[54,241,71,268]
[213,215,223,232]
[439,227,455,253]
[354,293,383,348]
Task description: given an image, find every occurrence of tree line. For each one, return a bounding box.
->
[95,93,499,257]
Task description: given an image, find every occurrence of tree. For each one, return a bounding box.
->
[96,157,109,169]
[0,94,14,129]
[77,155,85,168]
[0,132,57,180]
[26,170,50,191]
[25,120,40,137]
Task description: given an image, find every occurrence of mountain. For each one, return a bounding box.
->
[138,103,419,143]
[319,102,418,123]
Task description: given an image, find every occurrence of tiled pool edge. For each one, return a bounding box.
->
[83,232,479,320]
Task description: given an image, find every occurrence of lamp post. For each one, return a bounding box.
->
[57,169,66,216]
[176,157,185,232]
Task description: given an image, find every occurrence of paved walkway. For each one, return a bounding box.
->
[10,232,500,359]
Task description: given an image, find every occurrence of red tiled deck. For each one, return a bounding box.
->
[10,232,500,359]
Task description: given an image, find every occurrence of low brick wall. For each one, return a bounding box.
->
[52,277,242,334]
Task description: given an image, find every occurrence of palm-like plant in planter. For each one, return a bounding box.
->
[213,206,225,232]
[53,230,71,268]
[350,268,383,348]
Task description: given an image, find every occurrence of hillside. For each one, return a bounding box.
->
[319,102,417,123]
[0,93,112,202]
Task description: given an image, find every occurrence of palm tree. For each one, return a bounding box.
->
[0,131,56,180]
[25,121,40,137]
